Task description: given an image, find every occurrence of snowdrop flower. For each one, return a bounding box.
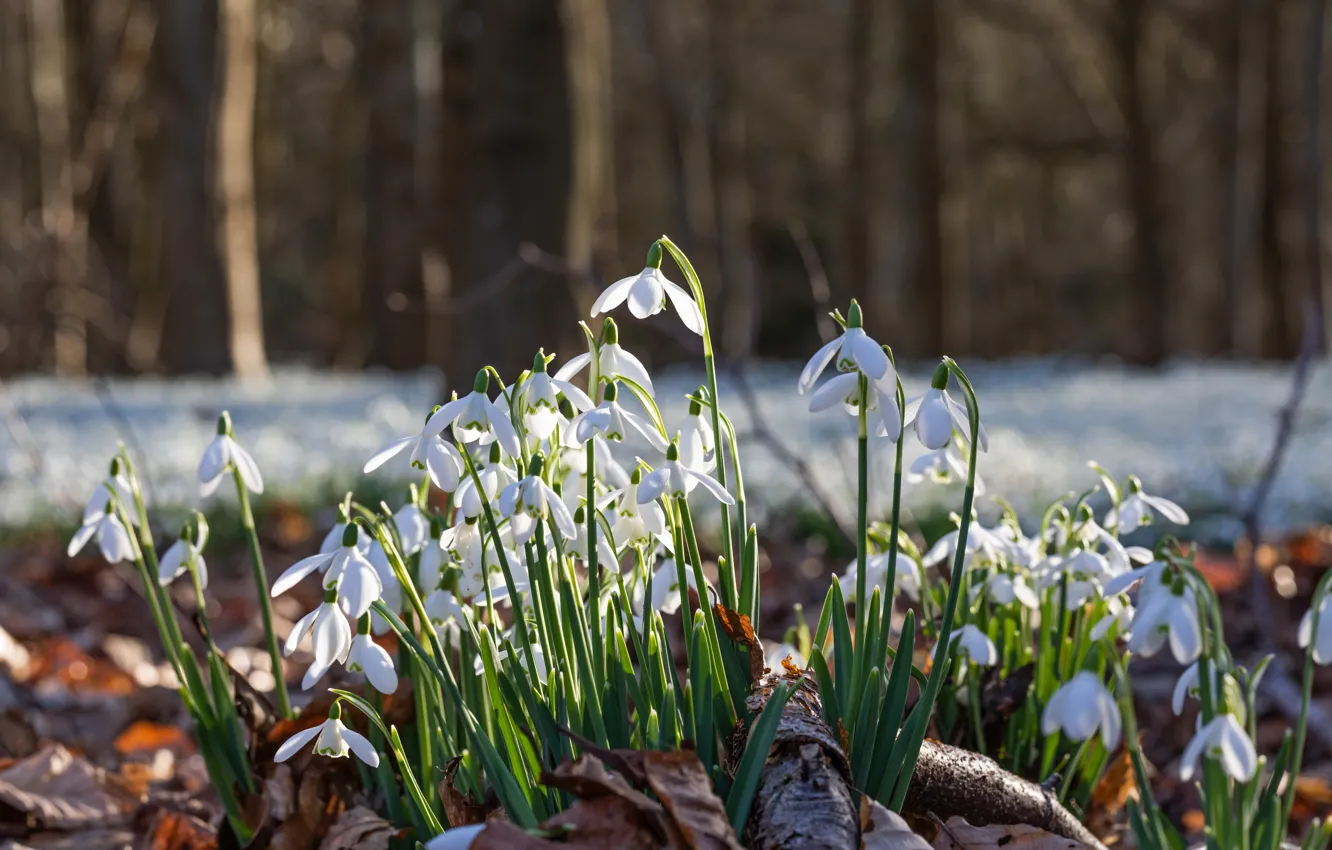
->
[559,436,629,510]
[1107,476,1189,529]
[320,511,370,556]
[907,444,985,495]
[284,595,352,689]
[1042,672,1121,750]
[418,531,451,593]
[1298,592,1332,665]
[678,397,716,474]
[1090,596,1134,641]
[951,625,998,666]
[1179,713,1257,782]
[1103,558,1169,599]
[611,468,668,549]
[976,572,1039,610]
[158,516,208,588]
[591,245,703,335]
[839,549,922,603]
[1128,585,1202,664]
[424,371,521,456]
[923,520,1012,570]
[452,443,516,519]
[271,523,383,618]
[797,300,890,393]
[642,557,706,617]
[346,632,398,695]
[68,505,135,564]
[567,382,668,452]
[393,498,430,556]
[425,588,467,636]
[904,362,988,452]
[808,369,904,443]
[274,705,379,767]
[517,352,595,440]
[1172,663,1200,715]
[198,413,264,496]
[498,454,577,543]
[362,411,466,492]
[82,462,137,527]
[637,443,735,506]
[1037,547,1113,607]
[569,505,621,567]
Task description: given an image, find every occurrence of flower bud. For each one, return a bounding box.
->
[930,361,950,391]
[847,299,864,329]
[646,241,664,270]
[108,457,122,477]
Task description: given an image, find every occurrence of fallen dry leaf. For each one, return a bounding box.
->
[860,795,931,849]
[542,795,659,849]
[318,805,395,850]
[0,744,134,831]
[714,604,765,685]
[1089,747,1137,816]
[642,749,743,850]
[930,817,1093,849]
[145,807,218,850]
[113,720,193,756]
[440,755,488,827]
[541,756,662,816]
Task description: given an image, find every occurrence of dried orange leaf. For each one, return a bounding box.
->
[643,749,743,850]
[319,805,396,850]
[0,745,134,830]
[930,816,1094,849]
[114,720,193,756]
[713,604,764,684]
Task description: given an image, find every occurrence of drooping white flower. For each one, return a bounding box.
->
[678,400,716,474]
[637,446,735,506]
[272,525,383,619]
[82,465,137,527]
[346,633,398,694]
[1041,671,1121,751]
[158,536,207,589]
[591,255,703,336]
[320,516,370,555]
[67,507,135,564]
[1298,593,1332,665]
[567,383,668,453]
[274,710,379,767]
[393,501,430,555]
[1037,547,1114,607]
[516,354,595,440]
[198,414,264,496]
[797,302,890,394]
[922,521,1012,570]
[976,572,1040,610]
[611,469,667,550]
[1128,586,1202,664]
[498,455,577,543]
[559,436,629,510]
[363,414,466,492]
[1102,559,1169,599]
[418,533,450,593]
[425,588,467,636]
[1107,477,1189,530]
[453,445,518,519]
[424,373,521,457]
[569,504,621,566]
[839,550,922,603]
[1172,663,1200,715]
[366,541,402,635]
[1179,713,1257,782]
[907,444,985,495]
[808,370,903,444]
[643,557,704,616]
[903,363,988,452]
[951,625,998,666]
[284,599,352,690]
[1090,596,1134,641]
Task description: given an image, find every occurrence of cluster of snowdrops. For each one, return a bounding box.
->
[70,238,1331,849]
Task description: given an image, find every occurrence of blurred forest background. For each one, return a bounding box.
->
[1,0,1328,382]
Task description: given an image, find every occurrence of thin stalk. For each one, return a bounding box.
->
[855,374,869,653]
[1282,575,1332,832]
[113,499,183,676]
[875,398,906,666]
[585,441,605,681]
[233,472,291,717]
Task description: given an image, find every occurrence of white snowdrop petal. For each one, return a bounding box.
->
[274,724,324,763]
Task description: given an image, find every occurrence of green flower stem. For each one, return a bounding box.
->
[676,496,737,727]
[232,472,292,718]
[659,237,737,585]
[855,374,870,655]
[184,548,216,651]
[1283,574,1332,833]
[890,359,980,805]
[585,441,605,682]
[112,499,184,677]
[333,690,444,835]
[459,451,541,686]
[529,532,571,689]
[874,381,907,668]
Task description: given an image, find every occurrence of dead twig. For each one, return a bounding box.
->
[787,222,837,344]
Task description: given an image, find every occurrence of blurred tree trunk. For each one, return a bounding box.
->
[711,0,757,358]
[216,0,267,379]
[1110,0,1169,365]
[560,0,617,319]
[362,0,424,370]
[439,0,574,378]
[888,0,944,355]
[1216,0,1245,355]
[27,0,85,376]
[159,0,229,374]
[1301,0,1328,352]
[1258,0,1294,357]
[842,0,874,308]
